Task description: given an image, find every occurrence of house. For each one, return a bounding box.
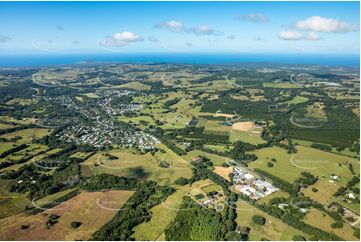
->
[347,193,356,199]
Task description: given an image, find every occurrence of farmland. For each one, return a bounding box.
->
[0,62,359,241]
[0,190,134,241]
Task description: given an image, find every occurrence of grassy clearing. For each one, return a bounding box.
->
[263,82,301,89]
[0,116,33,125]
[201,184,221,194]
[229,129,265,145]
[202,120,231,137]
[301,180,341,204]
[117,81,151,90]
[70,152,91,159]
[0,123,15,130]
[118,115,156,128]
[82,93,100,98]
[6,98,36,106]
[0,190,135,241]
[287,96,309,105]
[184,150,230,166]
[0,128,50,144]
[236,199,307,240]
[304,209,358,241]
[0,142,17,154]
[257,190,290,204]
[204,144,229,152]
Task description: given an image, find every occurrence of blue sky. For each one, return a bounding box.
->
[0,1,359,54]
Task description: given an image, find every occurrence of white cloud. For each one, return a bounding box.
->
[236,13,268,23]
[278,31,321,41]
[100,31,144,47]
[278,31,303,40]
[227,34,236,40]
[155,20,183,32]
[0,34,12,43]
[305,32,321,40]
[185,25,224,36]
[295,16,357,33]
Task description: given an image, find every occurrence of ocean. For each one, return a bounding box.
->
[0,53,359,68]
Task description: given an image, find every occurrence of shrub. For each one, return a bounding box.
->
[175,177,188,185]
[331,221,343,229]
[312,188,318,192]
[70,221,82,228]
[20,224,29,230]
[221,162,230,167]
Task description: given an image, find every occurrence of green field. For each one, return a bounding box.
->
[81,147,192,185]
[0,128,50,144]
[201,183,221,194]
[184,150,230,166]
[287,96,309,105]
[249,146,359,186]
[263,82,301,89]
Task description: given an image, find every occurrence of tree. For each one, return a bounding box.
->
[252,215,266,225]
[331,221,343,229]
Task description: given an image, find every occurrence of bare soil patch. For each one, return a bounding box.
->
[232,121,254,131]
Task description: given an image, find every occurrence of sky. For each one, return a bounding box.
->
[0,1,359,55]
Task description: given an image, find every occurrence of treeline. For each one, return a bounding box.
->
[146,127,186,156]
[0,144,28,158]
[311,143,332,152]
[29,188,80,215]
[0,148,50,170]
[90,175,175,240]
